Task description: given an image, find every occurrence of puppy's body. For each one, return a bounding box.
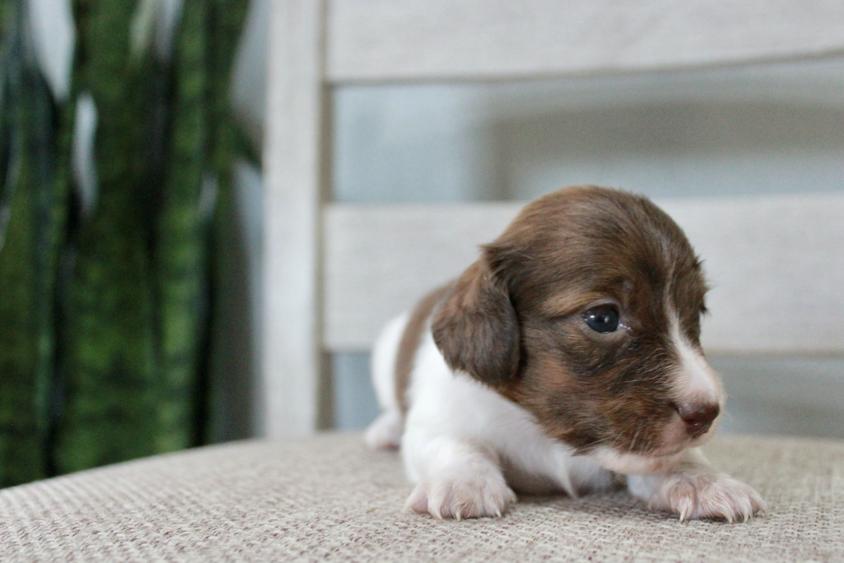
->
[366,186,765,522]
[369,318,614,498]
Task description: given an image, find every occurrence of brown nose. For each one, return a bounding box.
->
[675,403,720,437]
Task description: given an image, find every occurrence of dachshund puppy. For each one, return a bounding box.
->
[366,186,765,522]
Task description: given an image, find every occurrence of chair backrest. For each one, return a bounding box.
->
[262,0,844,437]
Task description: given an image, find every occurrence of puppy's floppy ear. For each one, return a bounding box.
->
[431,253,520,386]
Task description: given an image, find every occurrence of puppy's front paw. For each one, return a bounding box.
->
[652,472,766,523]
[405,472,517,520]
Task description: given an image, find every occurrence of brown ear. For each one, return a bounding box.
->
[431,256,520,386]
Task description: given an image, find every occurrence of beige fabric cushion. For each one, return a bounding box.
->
[0,433,841,561]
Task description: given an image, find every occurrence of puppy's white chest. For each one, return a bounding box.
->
[404,333,613,496]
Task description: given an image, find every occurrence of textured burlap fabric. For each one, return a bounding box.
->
[0,433,841,561]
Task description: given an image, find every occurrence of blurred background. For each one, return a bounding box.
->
[2,1,843,488]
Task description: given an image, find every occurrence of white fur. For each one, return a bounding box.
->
[627,449,767,522]
[364,314,408,450]
[669,311,723,407]
[592,447,685,475]
[366,313,761,522]
[370,313,408,413]
[403,436,517,519]
[369,319,614,518]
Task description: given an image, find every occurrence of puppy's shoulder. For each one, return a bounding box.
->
[394,284,453,411]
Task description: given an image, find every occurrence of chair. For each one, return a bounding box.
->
[262,0,844,435]
[2,1,843,559]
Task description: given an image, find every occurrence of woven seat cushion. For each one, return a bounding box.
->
[1,433,842,561]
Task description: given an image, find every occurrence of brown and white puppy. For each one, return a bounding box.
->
[366,186,765,522]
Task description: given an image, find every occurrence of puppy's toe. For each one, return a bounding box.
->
[405,474,516,520]
[656,472,766,523]
[364,411,402,450]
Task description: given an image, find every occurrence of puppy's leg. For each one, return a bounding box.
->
[365,410,402,450]
[627,448,766,522]
[403,434,516,520]
[365,314,408,450]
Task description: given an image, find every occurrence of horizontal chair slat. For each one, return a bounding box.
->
[323,193,844,354]
[326,0,844,83]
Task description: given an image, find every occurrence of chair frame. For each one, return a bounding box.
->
[261,0,844,437]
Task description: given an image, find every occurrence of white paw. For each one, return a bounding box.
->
[365,411,402,450]
[652,472,767,523]
[405,472,517,520]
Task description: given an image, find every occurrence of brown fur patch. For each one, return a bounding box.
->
[395,285,451,413]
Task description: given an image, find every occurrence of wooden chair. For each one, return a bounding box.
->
[261,0,844,436]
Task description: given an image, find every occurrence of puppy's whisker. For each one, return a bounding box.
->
[578,436,613,452]
[630,426,643,452]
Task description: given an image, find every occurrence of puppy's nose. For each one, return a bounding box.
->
[675,402,720,437]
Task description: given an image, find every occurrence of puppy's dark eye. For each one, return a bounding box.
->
[582,305,620,333]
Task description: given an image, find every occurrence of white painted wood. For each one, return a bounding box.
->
[323,192,844,354]
[262,0,325,437]
[326,0,844,82]
[324,203,517,349]
[714,356,844,439]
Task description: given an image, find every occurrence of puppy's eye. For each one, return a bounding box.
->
[582,305,620,333]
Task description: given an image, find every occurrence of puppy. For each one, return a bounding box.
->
[365,186,765,522]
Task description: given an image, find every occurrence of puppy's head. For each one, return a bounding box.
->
[432,186,723,473]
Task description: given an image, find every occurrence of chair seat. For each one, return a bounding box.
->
[1,433,842,561]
